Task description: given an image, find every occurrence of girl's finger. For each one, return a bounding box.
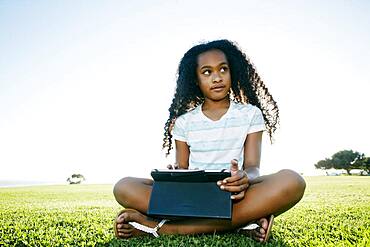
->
[223,176,248,186]
[231,190,245,200]
[167,163,180,170]
[221,183,249,193]
[223,170,248,183]
[218,180,248,188]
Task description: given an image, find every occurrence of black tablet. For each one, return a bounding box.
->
[148,169,232,219]
[150,169,231,182]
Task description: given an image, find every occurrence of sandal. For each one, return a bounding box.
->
[238,215,274,243]
[263,215,274,243]
[114,210,169,238]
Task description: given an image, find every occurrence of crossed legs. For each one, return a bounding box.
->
[113,169,306,240]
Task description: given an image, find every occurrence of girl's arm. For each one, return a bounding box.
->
[175,140,190,169]
[217,131,263,200]
[243,131,263,183]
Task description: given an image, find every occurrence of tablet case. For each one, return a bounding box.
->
[147,169,232,219]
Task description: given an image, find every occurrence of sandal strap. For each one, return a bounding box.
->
[240,223,259,231]
[129,219,169,238]
[237,223,260,232]
[152,219,168,237]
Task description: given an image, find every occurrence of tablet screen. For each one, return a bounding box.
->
[150,169,231,182]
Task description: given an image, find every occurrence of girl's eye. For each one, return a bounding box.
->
[220,67,228,73]
[202,70,211,75]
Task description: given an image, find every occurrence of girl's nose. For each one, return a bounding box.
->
[212,72,222,83]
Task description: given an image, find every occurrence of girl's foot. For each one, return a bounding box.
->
[239,215,274,243]
[114,209,274,242]
[252,217,269,242]
[114,209,164,238]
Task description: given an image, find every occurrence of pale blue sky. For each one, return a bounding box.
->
[1,0,369,183]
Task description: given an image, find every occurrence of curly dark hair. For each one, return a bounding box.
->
[162,39,279,155]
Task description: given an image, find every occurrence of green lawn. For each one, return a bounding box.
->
[0,176,369,246]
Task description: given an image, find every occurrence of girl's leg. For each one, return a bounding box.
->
[113,169,306,237]
[113,177,153,214]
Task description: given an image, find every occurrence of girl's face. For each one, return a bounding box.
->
[196,49,231,102]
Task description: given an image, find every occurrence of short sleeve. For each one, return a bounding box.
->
[247,107,265,134]
[172,115,187,142]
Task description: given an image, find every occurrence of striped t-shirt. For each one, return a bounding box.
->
[172,101,265,170]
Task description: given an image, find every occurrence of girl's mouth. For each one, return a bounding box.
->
[211,85,225,92]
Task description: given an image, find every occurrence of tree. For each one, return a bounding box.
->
[354,157,370,174]
[314,150,367,175]
[331,150,364,175]
[314,158,333,170]
[67,174,85,184]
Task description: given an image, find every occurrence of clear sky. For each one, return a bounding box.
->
[1,0,369,183]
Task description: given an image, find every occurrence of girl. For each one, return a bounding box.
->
[113,39,306,243]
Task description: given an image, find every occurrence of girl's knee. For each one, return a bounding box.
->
[113,177,134,199]
[278,169,306,199]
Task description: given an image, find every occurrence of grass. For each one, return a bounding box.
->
[0,176,369,246]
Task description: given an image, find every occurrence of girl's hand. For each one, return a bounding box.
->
[217,159,249,200]
[167,163,179,170]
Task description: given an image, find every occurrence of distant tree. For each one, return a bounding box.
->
[354,157,370,174]
[314,150,367,175]
[314,158,333,170]
[331,150,364,175]
[67,174,85,184]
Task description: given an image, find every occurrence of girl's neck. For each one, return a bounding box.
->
[202,97,230,111]
[201,98,230,121]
